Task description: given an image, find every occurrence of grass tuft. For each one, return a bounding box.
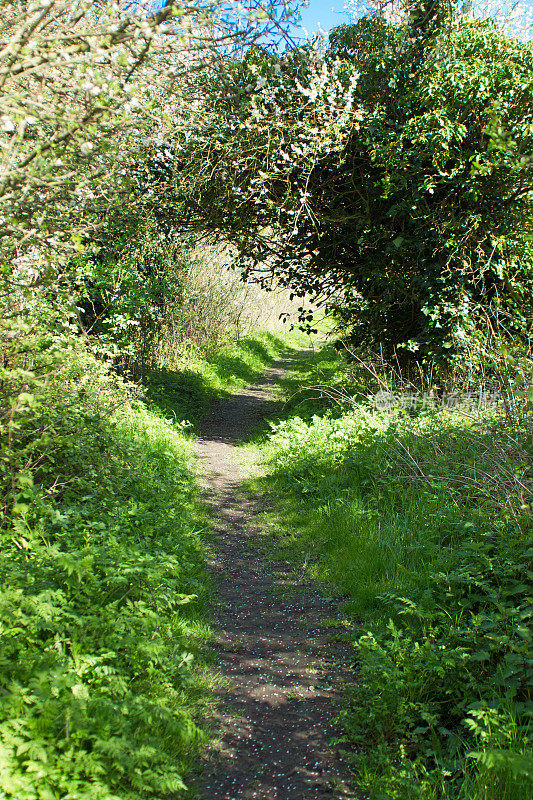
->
[255,342,533,800]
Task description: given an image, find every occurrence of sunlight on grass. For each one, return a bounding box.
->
[143,328,301,428]
[0,349,215,799]
[255,342,533,800]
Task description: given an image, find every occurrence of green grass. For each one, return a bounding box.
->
[5,321,530,799]
[0,341,216,799]
[142,328,301,429]
[0,321,313,799]
[253,342,533,800]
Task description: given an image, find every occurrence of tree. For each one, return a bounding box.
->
[168,6,533,361]
[0,0,301,466]
[0,0,299,307]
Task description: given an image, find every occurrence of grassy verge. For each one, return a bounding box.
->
[0,321,306,799]
[253,343,533,800]
[142,329,300,429]
[1,338,214,799]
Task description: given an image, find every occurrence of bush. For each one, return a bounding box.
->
[171,14,533,361]
[259,344,533,799]
[0,329,211,799]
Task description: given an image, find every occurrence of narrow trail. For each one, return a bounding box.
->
[193,350,356,800]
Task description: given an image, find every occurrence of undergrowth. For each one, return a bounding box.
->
[255,343,533,800]
[142,329,296,428]
[1,331,213,799]
[0,314,298,798]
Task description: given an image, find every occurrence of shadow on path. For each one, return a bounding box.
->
[192,351,357,800]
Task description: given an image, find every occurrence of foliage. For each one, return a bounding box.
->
[345,0,533,40]
[76,216,295,376]
[170,10,533,361]
[0,0,300,375]
[143,328,297,426]
[0,0,300,391]
[0,329,215,798]
[0,237,298,795]
[255,342,533,799]
[0,0,298,286]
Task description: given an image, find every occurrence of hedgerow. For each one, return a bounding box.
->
[258,344,533,799]
[169,10,533,361]
[0,335,211,799]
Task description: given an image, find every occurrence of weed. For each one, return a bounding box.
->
[257,342,533,800]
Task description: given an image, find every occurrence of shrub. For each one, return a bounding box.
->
[0,329,211,799]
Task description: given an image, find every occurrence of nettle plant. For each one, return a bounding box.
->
[171,3,533,362]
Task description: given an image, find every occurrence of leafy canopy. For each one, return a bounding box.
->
[169,7,533,361]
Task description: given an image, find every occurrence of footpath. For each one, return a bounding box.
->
[192,350,357,800]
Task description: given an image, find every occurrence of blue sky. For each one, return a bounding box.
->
[151,1,353,38]
[150,1,533,44]
[288,1,533,41]
[290,1,352,38]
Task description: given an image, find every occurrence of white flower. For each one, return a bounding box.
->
[80,142,95,155]
[2,116,15,133]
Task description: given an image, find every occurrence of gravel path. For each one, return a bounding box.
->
[192,350,357,800]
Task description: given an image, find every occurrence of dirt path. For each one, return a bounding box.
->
[193,350,356,800]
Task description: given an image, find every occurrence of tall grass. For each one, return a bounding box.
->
[0,327,215,799]
[256,343,533,800]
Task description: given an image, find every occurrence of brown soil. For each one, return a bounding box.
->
[192,350,358,800]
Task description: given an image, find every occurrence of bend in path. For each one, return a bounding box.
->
[193,349,357,800]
